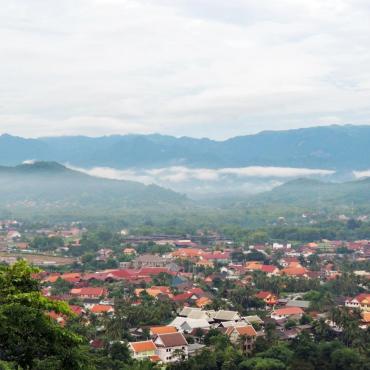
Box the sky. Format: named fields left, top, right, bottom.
left=1, top=0, right=370, bottom=139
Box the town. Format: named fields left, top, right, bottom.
left=1, top=218, right=369, bottom=369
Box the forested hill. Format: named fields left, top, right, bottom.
left=251, top=177, right=370, bottom=208
left=0, top=162, right=186, bottom=213
left=1, top=125, right=370, bottom=170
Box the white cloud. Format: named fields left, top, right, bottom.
left=67, top=164, right=334, bottom=196
left=353, top=170, right=370, bottom=179
left=1, top=1, right=370, bottom=138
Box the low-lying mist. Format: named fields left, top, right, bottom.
left=67, top=165, right=336, bottom=198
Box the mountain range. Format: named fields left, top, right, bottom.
left=1, top=125, right=370, bottom=171
left=0, top=161, right=369, bottom=221
left=0, top=162, right=186, bottom=217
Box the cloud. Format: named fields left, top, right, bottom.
left=22, top=159, right=36, bottom=165
left=1, top=1, right=370, bottom=138
left=67, top=164, right=335, bottom=196
left=219, top=166, right=334, bottom=178
left=353, top=170, right=370, bottom=178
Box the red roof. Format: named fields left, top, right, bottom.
left=69, top=305, right=85, bottom=315
left=91, top=304, right=114, bottom=314
left=355, top=293, right=370, bottom=303
left=256, top=291, right=273, bottom=299
left=273, top=307, right=304, bottom=316
left=70, top=287, right=107, bottom=297
left=202, top=252, right=230, bottom=260
left=138, top=267, right=174, bottom=276
left=281, top=267, right=307, bottom=276
left=260, top=265, right=278, bottom=273
left=235, top=326, right=257, bottom=336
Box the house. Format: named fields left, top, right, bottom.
left=245, top=315, right=264, bottom=326
left=286, top=300, right=310, bottom=309
left=196, top=296, right=212, bottom=308
left=245, top=261, right=263, bottom=271
left=135, top=286, right=172, bottom=299
left=70, top=287, right=107, bottom=300
left=172, top=291, right=199, bottom=304
left=260, top=265, right=280, bottom=276
left=123, top=248, right=137, bottom=255
left=7, top=231, right=21, bottom=240
left=129, top=340, right=157, bottom=360
left=196, top=260, right=214, bottom=268
left=281, top=267, right=308, bottom=278
left=213, top=310, right=241, bottom=322
left=154, top=332, right=188, bottom=363
left=255, top=291, right=278, bottom=306
left=170, top=317, right=210, bottom=333
left=172, top=248, right=203, bottom=259
left=90, top=304, right=114, bottom=315
left=132, top=254, right=168, bottom=268
left=271, top=307, right=304, bottom=320
left=226, top=325, right=257, bottom=353
left=178, top=307, right=215, bottom=322
left=15, top=242, right=29, bottom=250
left=345, top=294, right=370, bottom=311
left=279, top=257, right=300, bottom=268
left=150, top=326, right=178, bottom=336
left=201, top=251, right=230, bottom=263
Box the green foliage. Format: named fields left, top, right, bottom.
left=0, top=260, right=90, bottom=370
left=30, top=236, right=64, bottom=252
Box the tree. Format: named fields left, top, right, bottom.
left=0, top=260, right=91, bottom=369
left=50, top=277, right=73, bottom=296
left=108, top=342, right=130, bottom=363
left=330, top=348, right=363, bottom=370
left=238, top=357, right=286, bottom=370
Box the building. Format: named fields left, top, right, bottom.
left=129, top=340, right=157, bottom=360
left=345, top=294, right=370, bottom=311
left=226, top=325, right=257, bottom=353
left=132, top=254, right=168, bottom=268
left=154, top=332, right=188, bottom=363
left=70, top=287, right=107, bottom=300
left=255, top=291, right=278, bottom=306
left=150, top=326, right=178, bottom=336
left=271, top=307, right=304, bottom=320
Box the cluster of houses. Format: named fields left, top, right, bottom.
left=128, top=308, right=260, bottom=363
left=2, top=220, right=369, bottom=365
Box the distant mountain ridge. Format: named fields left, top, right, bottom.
left=1, top=125, right=370, bottom=170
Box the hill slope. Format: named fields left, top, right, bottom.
left=0, top=162, right=186, bottom=215
left=1, top=125, right=370, bottom=170
left=251, top=177, right=370, bottom=208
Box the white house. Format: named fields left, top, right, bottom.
left=154, top=333, right=188, bottom=363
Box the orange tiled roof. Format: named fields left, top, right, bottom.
left=245, top=261, right=263, bottom=270
left=91, top=305, right=114, bottom=313
left=196, top=296, right=212, bottom=308
left=273, top=307, right=304, bottom=316
left=281, top=267, right=307, bottom=276
left=130, top=340, right=156, bottom=353
left=150, top=326, right=177, bottom=335
left=236, top=326, right=257, bottom=336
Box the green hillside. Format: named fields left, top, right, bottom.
left=0, top=162, right=187, bottom=216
